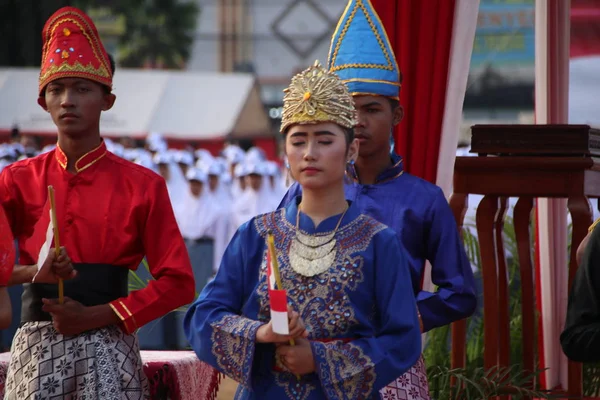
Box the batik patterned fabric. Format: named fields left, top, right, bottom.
left=380, top=356, right=430, bottom=400
left=4, top=322, right=149, bottom=400
left=184, top=198, right=422, bottom=399
left=0, top=353, right=8, bottom=399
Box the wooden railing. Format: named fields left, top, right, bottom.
left=448, top=155, right=600, bottom=398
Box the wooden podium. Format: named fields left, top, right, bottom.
left=449, top=125, right=600, bottom=397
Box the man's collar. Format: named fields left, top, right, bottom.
left=55, top=140, right=107, bottom=173
left=351, top=151, right=404, bottom=184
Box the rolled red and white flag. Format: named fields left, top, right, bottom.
left=267, top=249, right=289, bottom=335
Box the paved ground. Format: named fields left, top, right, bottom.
left=216, top=377, right=238, bottom=399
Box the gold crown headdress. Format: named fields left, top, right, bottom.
left=280, top=60, right=357, bottom=133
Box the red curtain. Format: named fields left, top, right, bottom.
left=370, top=0, right=456, bottom=184
left=571, top=0, right=600, bottom=58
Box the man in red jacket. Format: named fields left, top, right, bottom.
left=1, top=7, right=194, bottom=398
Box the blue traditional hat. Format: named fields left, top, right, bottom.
left=327, top=0, right=401, bottom=99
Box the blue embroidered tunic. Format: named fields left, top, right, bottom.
left=184, top=198, right=421, bottom=399
left=280, top=154, right=477, bottom=332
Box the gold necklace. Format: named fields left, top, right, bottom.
left=288, top=204, right=348, bottom=277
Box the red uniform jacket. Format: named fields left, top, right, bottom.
left=0, top=141, right=195, bottom=333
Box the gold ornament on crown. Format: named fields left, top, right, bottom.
left=280, top=60, right=358, bottom=133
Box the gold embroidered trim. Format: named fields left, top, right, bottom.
left=350, top=157, right=403, bottom=183
left=75, top=141, right=107, bottom=172
left=383, top=169, right=404, bottom=183
left=281, top=61, right=357, bottom=133
left=326, top=0, right=353, bottom=67
left=77, top=153, right=106, bottom=173
left=56, top=158, right=67, bottom=169
left=329, top=0, right=397, bottom=74
left=40, top=12, right=112, bottom=90
left=315, top=340, right=376, bottom=398
left=109, top=303, right=125, bottom=321
left=39, top=61, right=110, bottom=89
left=349, top=91, right=399, bottom=101
left=367, top=0, right=400, bottom=74
left=119, top=300, right=138, bottom=330
left=55, top=145, right=67, bottom=170
left=343, top=78, right=401, bottom=87
left=589, top=217, right=600, bottom=233
left=210, top=315, right=262, bottom=387
left=119, top=300, right=132, bottom=317
left=42, top=13, right=111, bottom=77
left=55, top=141, right=107, bottom=172
left=109, top=302, right=136, bottom=332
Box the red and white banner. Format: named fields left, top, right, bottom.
left=266, top=250, right=289, bottom=335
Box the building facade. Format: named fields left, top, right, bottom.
left=187, top=0, right=347, bottom=131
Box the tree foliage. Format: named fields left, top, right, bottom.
left=0, top=0, right=198, bottom=69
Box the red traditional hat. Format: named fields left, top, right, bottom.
left=39, top=7, right=112, bottom=95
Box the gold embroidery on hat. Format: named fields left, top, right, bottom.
left=39, top=61, right=110, bottom=86
left=40, top=11, right=112, bottom=90
left=328, top=0, right=398, bottom=76
left=281, top=60, right=357, bottom=133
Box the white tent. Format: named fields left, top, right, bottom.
left=0, top=68, right=272, bottom=140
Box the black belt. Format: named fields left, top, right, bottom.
left=21, top=263, right=129, bottom=324
left=184, top=237, right=213, bottom=245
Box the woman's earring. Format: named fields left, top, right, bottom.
left=344, top=159, right=356, bottom=184
left=285, top=159, right=295, bottom=187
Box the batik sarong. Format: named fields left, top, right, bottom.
left=4, top=321, right=149, bottom=399
left=379, top=355, right=431, bottom=400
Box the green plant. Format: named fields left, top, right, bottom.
left=584, top=362, right=600, bottom=397
left=128, top=258, right=151, bottom=292
left=424, top=214, right=540, bottom=398
left=428, top=365, right=557, bottom=399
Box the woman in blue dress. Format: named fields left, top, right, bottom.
left=184, top=61, right=421, bottom=400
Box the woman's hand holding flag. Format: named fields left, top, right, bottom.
left=256, top=232, right=308, bottom=343
left=255, top=304, right=308, bottom=344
